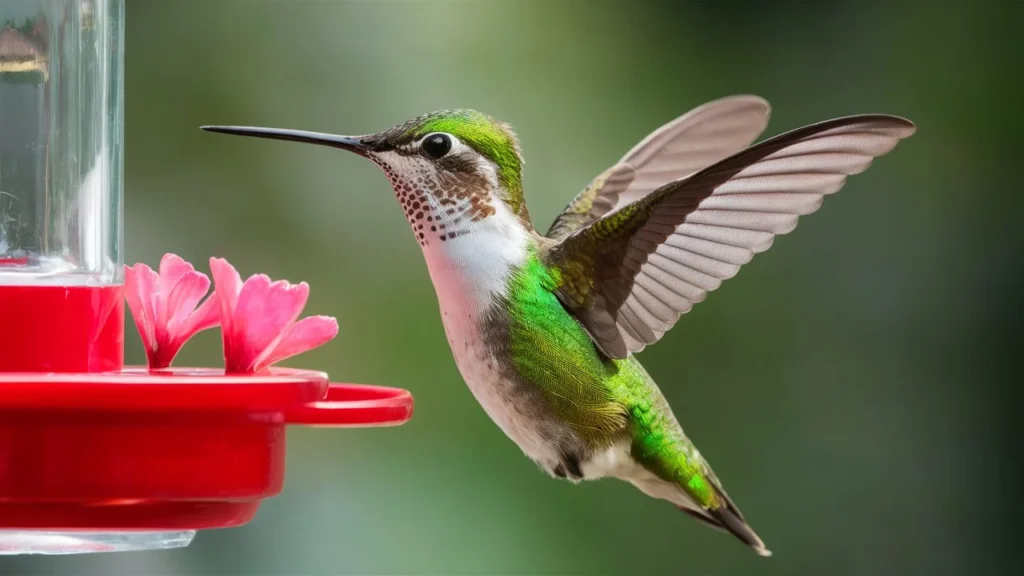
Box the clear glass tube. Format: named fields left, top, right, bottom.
left=0, top=0, right=123, bottom=286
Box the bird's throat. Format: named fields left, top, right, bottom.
left=419, top=203, right=532, bottom=317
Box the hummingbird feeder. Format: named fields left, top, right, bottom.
left=0, top=0, right=413, bottom=555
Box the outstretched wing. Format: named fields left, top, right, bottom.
left=546, top=95, right=772, bottom=240
left=543, top=115, right=917, bottom=359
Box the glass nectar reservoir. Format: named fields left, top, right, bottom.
left=0, top=0, right=124, bottom=373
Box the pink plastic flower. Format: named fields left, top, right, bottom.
left=125, top=254, right=222, bottom=369
left=209, top=257, right=339, bottom=374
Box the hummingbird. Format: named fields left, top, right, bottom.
left=203, top=95, right=915, bottom=557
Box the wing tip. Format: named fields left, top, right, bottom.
left=896, top=116, right=917, bottom=137
left=875, top=114, right=917, bottom=139
left=711, top=94, right=771, bottom=113
left=710, top=94, right=773, bottom=127
left=848, top=113, right=917, bottom=137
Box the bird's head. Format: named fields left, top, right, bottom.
left=204, top=109, right=530, bottom=247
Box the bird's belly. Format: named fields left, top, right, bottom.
left=422, top=232, right=576, bottom=470
left=440, top=310, right=563, bottom=467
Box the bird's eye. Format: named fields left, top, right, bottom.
left=421, top=133, right=452, bottom=159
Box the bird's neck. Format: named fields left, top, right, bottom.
left=420, top=201, right=534, bottom=317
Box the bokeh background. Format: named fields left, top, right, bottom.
left=3, top=0, right=1022, bottom=574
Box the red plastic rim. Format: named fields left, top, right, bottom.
left=0, top=367, right=414, bottom=530
left=283, top=383, right=413, bottom=427
left=0, top=367, right=328, bottom=411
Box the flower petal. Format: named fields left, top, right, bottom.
left=209, top=257, right=242, bottom=317
left=165, top=271, right=212, bottom=335
left=210, top=257, right=244, bottom=365
left=157, top=254, right=196, bottom=327
left=224, top=273, right=269, bottom=371
left=124, top=263, right=159, bottom=354
left=182, top=294, right=222, bottom=337
left=159, top=253, right=194, bottom=288
left=208, top=258, right=337, bottom=374
left=156, top=293, right=222, bottom=369
left=254, top=315, right=339, bottom=371
left=230, top=276, right=309, bottom=372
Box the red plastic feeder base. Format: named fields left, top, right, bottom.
left=0, top=368, right=413, bottom=554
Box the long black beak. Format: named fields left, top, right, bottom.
left=201, top=126, right=371, bottom=156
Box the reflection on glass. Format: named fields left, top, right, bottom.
left=0, top=0, right=122, bottom=286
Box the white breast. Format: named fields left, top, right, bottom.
left=419, top=205, right=561, bottom=465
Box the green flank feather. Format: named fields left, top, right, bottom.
left=502, top=251, right=721, bottom=509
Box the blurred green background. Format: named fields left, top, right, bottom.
left=3, top=0, right=1022, bottom=574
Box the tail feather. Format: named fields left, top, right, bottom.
left=705, top=503, right=772, bottom=557
left=674, top=501, right=771, bottom=557
left=627, top=469, right=771, bottom=557
left=675, top=505, right=729, bottom=533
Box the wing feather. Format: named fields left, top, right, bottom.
left=546, top=95, right=772, bottom=239
left=543, top=114, right=916, bottom=358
